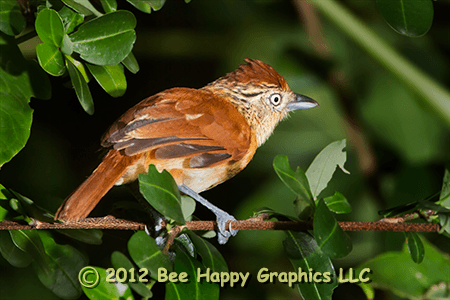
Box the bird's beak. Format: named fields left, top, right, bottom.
left=286, top=94, right=319, bottom=111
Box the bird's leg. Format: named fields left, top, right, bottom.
left=178, top=184, right=238, bottom=244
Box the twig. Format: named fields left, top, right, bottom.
left=0, top=215, right=440, bottom=232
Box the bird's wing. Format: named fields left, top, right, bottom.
left=101, top=88, right=252, bottom=168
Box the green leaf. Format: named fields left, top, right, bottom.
left=306, top=139, right=349, bottom=199
left=56, top=229, right=103, bottom=245
left=58, top=6, right=84, bottom=34
left=35, top=8, right=65, bottom=47
left=0, top=230, right=32, bottom=268
left=185, top=0, right=192, bottom=3
left=376, top=0, right=433, bottom=37
left=0, top=0, right=26, bottom=36
left=323, top=192, right=352, bottom=214
left=405, top=232, right=425, bottom=264
left=126, top=0, right=166, bottom=13
left=36, top=43, right=66, bottom=76
left=181, top=195, right=196, bottom=221
left=86, top=63, right=127, bottom=97
left=65, top=54, right=89, bottom=82
left=355, top=238, right=450, bottom=299
left=165, top=245, right=219, bottom=300
left=283, top=231, right=337, bottom=299
left=0, top=33, right=50, bottom=166
left=61, top=34, right=73, bottom=55
left=0, top=184, right=19, bottom=215
left=147, top=0, right=166, bottom=11
left=273, top=155, right=314, bottom=203
left=37, top=231, right=87, bottom=299
left=111, top=251, right=153, bottom=298
left=126, top=0, right=152, bottom=14
left=69, top=10, right=136, bottom=65
left=9, top=189, right=54, bottom=222
left=100, top=0, right=117, bottom=13
left=437, top=167, right=450, bottom=208
left=128, top=231, right=172, bottom=280
left=81, top=267, right=134, bottom=300
left=9, top=230, right=53, bottom=287
left=139, top=165, right=184, bottom=224
left=293, top=197, right=315, bottom=221
left=439, top=213, right=450, bottom=236
left=65, top=57, right=94, bottom=115
left=187, top=231, right=228, bottom=273
left=61, top=0, right=101, bottom=16
left=122, top=52, right=140, bottom=74
left=313, top=199, right=352, bottom=259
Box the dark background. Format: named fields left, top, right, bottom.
left=1, top=0, right=449, bottom=299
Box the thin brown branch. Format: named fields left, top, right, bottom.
left=0, top=215, right=440, bottom=233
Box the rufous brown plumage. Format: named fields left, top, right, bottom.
left=55, top=58, right=318, bottom=221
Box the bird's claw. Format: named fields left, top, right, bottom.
left=217, top=214, right=238, bottom=245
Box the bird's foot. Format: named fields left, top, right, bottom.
left=216, top=212, right=238, bottom=245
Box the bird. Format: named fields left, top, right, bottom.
left=55, top=58, right=318, bottom=243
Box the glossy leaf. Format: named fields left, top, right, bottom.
left=0, top=230, right=32, bottom=268
left=293, top=197, right=315, bottom=220
left=283, top=231, right=337, bottom=300
left=405, top=232, right=425, bottom=264
left=37, top=231, right=87, bottom=299
left=139, top=165, right=184, bottom=224
left=69, top=10, right=136, bottom=65
left=165, top=245, right=219, bottom=300
left=273, top=155, right=314, bottom=203
left=323, top=192, right=352, bottom=214
left=58, top=6, right=84, bottom=34
left=100, top=0, right=117, bottom=13
left=61, top=34, right=73, bottom=55
left=82, top=267, right=134, bottom=300
left=56, top=229, right=103, bottom=245
left=9, top=230, right=53, bottom=286
left=65, top=57, right=94, bottom=115
left=355, top=238, right=450, bottom=299
left=306, top=139, right=349, bottom=199
left=437, top=167, right=450, bottom=208
left=0, top=184, right=18, bottom=215
left=35, top=8, right=65, bottom=47
left=61, top=0, right=97, bottom=16
left=9, top=189, right=54, bottom=222
left=0, top=0, right=26, bottom=36
left=122, top=52, right=140, bottom=74
left=36, top=43, right=65, bottom=76
left=187, top=231, right=228, bottom=273
left=111, top=251, right=153, bottom=298
left=126, top=0, right=152, bottom=13
left=313, top=199, right=352, bottom=259
left=147, top=0, right=166, bottom=11
left=65, top=55, right=89, bottom=82
left=376, top=0, right=433, bottom=37
left=128, top=231, right=172, bottom=280
left=86, top=63, right=127, bottom=97
left=0, top=33, right=50, bottom=166
left=181, top=195, right=196, bottom=221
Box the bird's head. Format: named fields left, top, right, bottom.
left=203, top=58, right=318, bottom=146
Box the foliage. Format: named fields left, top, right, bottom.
left=0, top=0, right=449, bottom=299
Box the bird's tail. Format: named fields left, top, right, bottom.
left=55, top=150, right=141, bottom=221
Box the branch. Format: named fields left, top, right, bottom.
left=0, top=214, right=440, bottom=233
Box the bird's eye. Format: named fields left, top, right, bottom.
left=269, top=93, right=282, bottom=106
